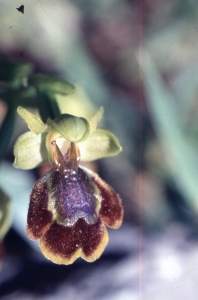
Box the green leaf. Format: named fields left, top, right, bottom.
left=0, top=187, right=11, bottom=241
left=142, top=53, right=198, bottom=212
left=79, top=129, right=122, bottom=161
left=13, top=132, right=48, bottom=169
left=29, top=74, right=75, bottom=95
left=48, top=114, right=90, bottom=143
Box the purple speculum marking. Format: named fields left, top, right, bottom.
left=48, top=167, right=99, bottom=226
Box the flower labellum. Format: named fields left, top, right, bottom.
left=27, top=142, right=123, bottom=264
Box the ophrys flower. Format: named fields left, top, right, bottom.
left=13, top=107, right=123, bottom=264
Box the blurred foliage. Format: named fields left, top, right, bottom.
left=143, top=53, right=198, bottom=216
left=0, top=188, right=11, bottom=241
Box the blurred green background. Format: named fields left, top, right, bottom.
left=1, top=0, right=198, bottom=299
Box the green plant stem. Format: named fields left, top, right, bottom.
left=37, top=90, right=61, bottom=123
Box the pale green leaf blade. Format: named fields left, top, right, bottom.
left=13, top=131, right=48, bottom=169
left=79, top=129, right=122, bottom=161
left=142, top=53, right=198, bottom=212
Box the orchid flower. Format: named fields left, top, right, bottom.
left=13, top=107, right=123, bottom=264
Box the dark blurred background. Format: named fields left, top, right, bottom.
left=1, top=0, right=198, bottom=299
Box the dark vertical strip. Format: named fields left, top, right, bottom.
left=0, top=107, right=15, bottom=161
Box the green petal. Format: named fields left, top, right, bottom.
left=48, top=114, right=90, bottom=143
left=17, top=106, right=48, bottom=134
left=89, top=107, right=104, bottom=132
left=29, top=74, right=75, bottom=95
left=79, top=129, right=122, bottom=161
left=0, top=188, right=11, bottom=241
left=13, top=132, right=48, bottom=169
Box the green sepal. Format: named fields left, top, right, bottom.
left=29, top=74, right=75, bottom=95
left=48, top=114, right=90, bottom=142
left=79, top=129, right=122, bottom=161
left=17, top=106, right=48, bottom=134
left=13, top=132, right=48, bottom=169
left=0, top=188, right=11, bottom=241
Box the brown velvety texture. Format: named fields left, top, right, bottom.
left=26, top=174, right=53, bottom=240
left=91, top=172, right=123, bottom=228
left=40, top=217, right=108, bottom=264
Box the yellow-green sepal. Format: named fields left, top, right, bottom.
left=17, top=106, right=48, bottom=134
left=48, top=114, right=90, bottom=143
left=0, top=188, right=11, bottom=241
left=79, top=129, right=122, bottom=161
left=13, top=132, right=48, bottom=169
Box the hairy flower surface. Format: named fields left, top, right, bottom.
left=27, top=142, right=123, bottom=264
left=13, top=106, right=123, bottom=264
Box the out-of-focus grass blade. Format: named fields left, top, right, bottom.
left=0, top=187, right=11, bottom=241
left=0, top=161, right=40, bottom=252
left=0, top=107, right=16, bottom=160
left=170, top=54, right=198, bottom=121
left=142, top=53, right=198, bottom=212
